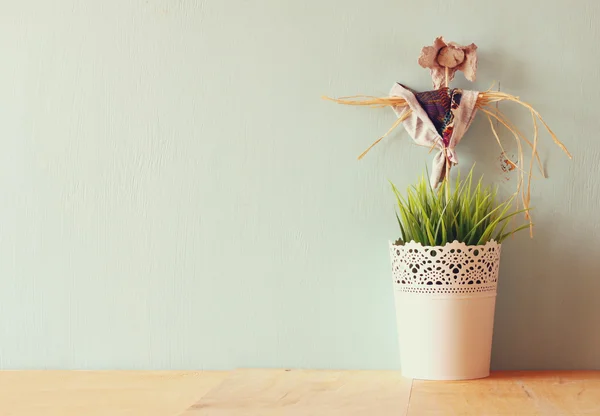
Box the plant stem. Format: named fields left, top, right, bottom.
left=444, top=150, right=451, bottom=204
left=444, top=67, right=450, bottom=203
left=445, top=67, right=449, bottom=88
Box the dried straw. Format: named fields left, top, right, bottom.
left=322, top=95, right=407, bottom=108
left=322, top=89, right=571, bottom=236
left=357, top=112, right=411, bottom=160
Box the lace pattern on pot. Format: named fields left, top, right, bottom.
left=390, top=240, right=501, bottom=295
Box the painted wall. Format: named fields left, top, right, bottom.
left=0, top=0, right=598, bottom=370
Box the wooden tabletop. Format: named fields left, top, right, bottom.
left=0, top=370, right=598, bottom=415
left=0, top=370, right=228, bottom=416
left=407, top=371, right=600, bottom=416
left=184, top=369, right=412, bottom=416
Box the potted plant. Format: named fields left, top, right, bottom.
left=323, top=36, right=571, bottom=380
left=389, top=168, right=528, bottom=380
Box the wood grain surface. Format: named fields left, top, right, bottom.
left=407, top=371, right=600, bottom=416
left=182, top=369, right=412, bottom=416
left=1, top=370, right=599, bottom=415
left=0, top=371, right=227, bottom=416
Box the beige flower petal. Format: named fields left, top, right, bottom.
left=417, top=36, right=446, bottom=69
left=456, top=43, right=478, bottom=82
left=418, top=37, right=478, bottom=88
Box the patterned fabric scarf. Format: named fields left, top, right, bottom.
left=389, top=84, right=479, bottom=188
left=414, top=88, right=463, bottom=147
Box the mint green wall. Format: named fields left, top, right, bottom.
left=0, top=1, right=597, bottom=370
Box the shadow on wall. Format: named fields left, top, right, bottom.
left=466, top=47, right=600, bottom=371
left=492, top=217, right=600, bottom=370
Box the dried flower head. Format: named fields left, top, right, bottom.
left=418, top=36, right=478, bottom=89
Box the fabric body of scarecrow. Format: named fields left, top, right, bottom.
left=390, top=83, right=479, bottom=189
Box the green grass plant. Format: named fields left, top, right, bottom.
left=390, top=166, right=529, bottom=246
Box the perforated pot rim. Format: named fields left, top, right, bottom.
left=390, top=239, right=502, bottom=297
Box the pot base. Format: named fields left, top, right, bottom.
left=395, top=292, right=498, bottom=381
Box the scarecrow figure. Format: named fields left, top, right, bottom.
left=325, top=36, right=571, bottom=233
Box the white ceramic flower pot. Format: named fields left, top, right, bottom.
left=390, top=240, right=502, bottom=380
